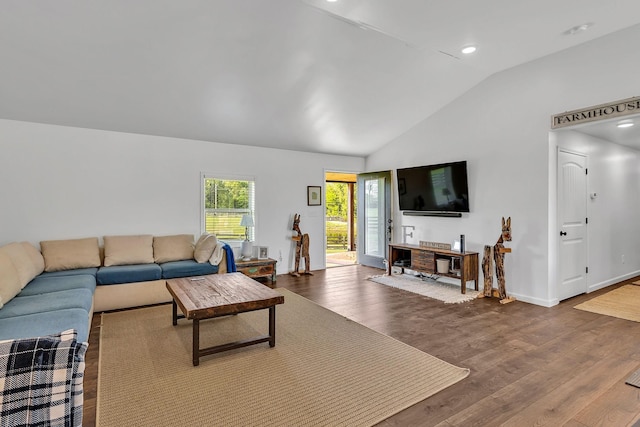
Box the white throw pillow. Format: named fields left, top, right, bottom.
left=194, top=233, right=218, bottom=263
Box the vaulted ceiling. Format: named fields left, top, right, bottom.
left=2, top=1, right=640, bottom=156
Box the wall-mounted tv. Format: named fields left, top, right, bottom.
left=396, top=161, right=469, bottom=213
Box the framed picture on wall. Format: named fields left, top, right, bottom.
left=307, top=186, right=321, bottom=206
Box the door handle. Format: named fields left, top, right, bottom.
left=560, top=231, right=567, bottom=236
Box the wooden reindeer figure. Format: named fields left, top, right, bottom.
left=482, top=217, right=515, bottom=303
left=291, top=213, right=312, bottom=277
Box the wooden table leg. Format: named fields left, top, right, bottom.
left=172, top=300, right=178, bottom=326
left=460, top=256, right=466, bottom=294
left=193, top=319, right=200, bottom=366
left=269, top=306, right=276, bottom=347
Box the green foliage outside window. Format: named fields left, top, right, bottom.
left=204, top=178, right=254, bottom=240
left=204, top=179, right=250, bottom=209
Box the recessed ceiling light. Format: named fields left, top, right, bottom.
left=326, top=0, right=338, bottom=2
left=565, top=22, right=594, bottom=35
left=461, top=45, right=477, bottom=54
left=617, top=119, right=634, bottom=128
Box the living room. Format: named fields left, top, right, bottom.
left=3, top=16, right=640, bottom=307
left=2, top=2, right=640, bottom=426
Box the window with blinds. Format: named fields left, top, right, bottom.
left=202, top=175, right=255, bottom=241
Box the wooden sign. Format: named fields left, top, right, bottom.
left=552, top=96, right=640, bottom=129
left=419, top=241, right=451, bottom=250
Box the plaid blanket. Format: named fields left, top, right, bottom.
left=0, top=330, right=87, bottom=427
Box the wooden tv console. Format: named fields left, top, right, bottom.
left=388, top=243, right=479, bottom=294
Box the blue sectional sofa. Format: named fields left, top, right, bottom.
left=0, top=241, right=93, bottom=342
left=0, top=233, right=236, bottom=341
left=0, top=233, right=235, bottom=426
left=91, top=234, right=235, bottom=312
left=0, top=270, right=96, bottom=342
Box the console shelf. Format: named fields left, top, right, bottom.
left=388, top=243, right=479, bottom=294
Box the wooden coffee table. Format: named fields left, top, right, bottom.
left=166, top=272, right=284, bottom=366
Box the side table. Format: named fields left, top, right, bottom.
left=235, top=257, right=277, bottom=285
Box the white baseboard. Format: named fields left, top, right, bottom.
left=508, top=292, right=558, bottom=307
left=588, top=270, right=640, bottom=293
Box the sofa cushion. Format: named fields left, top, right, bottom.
left=0, top=289, right=94, bottom=320
left=103, top=235, right=154, bottom=267
left=0, top=329, right=87, bottom=427
left=2, top=242, right=37, bottom=289
left=153, top=234, right=194, bottom=263
left=194, top=233, right=218, bottom=263
left=38, top=267, right=98, bottom=279
left=0, top=308, right=90, bottom=342
left=97, top=263, right=162, bottom=285
left=21, top=242, right=45, bottom=279
left=40, top=237, right=101, bottom=272
left=160, top=259, right=219, bottom=279
left=19, top=275, right=97, bottom=297
left=0, top=250, right=22, bottom=309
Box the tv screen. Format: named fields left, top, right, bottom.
left=396, top=161, right=469, bottom=213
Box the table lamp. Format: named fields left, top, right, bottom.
left=240, top=214, right=254, bottom=260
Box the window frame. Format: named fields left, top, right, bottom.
left=201, top=172, right=256, bottom=242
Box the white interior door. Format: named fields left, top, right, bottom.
left=357, top=171, right=391, bottom=269
left=558, top=150, right=588, bottom=301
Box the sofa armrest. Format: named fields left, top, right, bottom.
left=218, top=251, right=228, bottom=274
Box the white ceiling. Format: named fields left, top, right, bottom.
left=2, top=0, right=640, bottom=156
left=573, top=114, right=640, bottom=150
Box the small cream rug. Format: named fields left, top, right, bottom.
left=97, top=289, right=469, bottom=426
left=574, top=285, right=640, bottom=322
left=369, top=274, right=480, bottom=303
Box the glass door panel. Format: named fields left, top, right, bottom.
left=357, top=171, right=391, bottom=269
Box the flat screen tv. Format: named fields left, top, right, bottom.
left=396, top=161, right=469, bottom=213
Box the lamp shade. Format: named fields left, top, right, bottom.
left=240, top=215, right=254, bottom=227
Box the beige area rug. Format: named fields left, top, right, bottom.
left=574, top=285, right=640, bottom=322
left=369, top=274, right=480, bottom=303
left=96, top=289, right=469, bottom=427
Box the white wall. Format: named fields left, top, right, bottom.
left=553, top=129, right=640, bottom=294
left=0, top=119, right=364, bottom=274
left=366, top=24, right=640, bottom=306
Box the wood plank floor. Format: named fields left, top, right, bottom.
left=82, top=266, right=640, bottom=426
